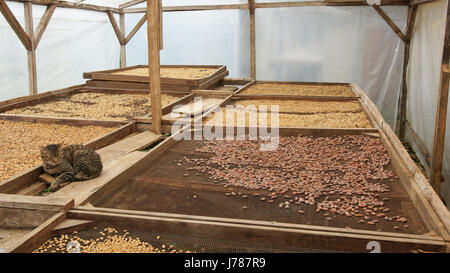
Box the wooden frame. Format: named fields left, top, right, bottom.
left=83, top=65, right=228, bottom=87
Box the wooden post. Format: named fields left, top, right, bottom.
left=24, top=2, right=37, bottom=95
left=147, top=0, right=162, bottom=134
left=430, top=2, right=450, bottom=197
left=399, top=5, right=418, bottom=139
left=249, top=0, right=255, bottom=79
left=120, top=13, right=127, bottom=67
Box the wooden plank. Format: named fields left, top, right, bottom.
left=37, top=174, right=55, bottom=185
left=71, top=205, right=444, bottom=243
left=67, top=209, right=446, bottom=253
left=0, top=193, right=74, bottom=211
left=124, top=13, right=146, bottom=44
left=430, top=1, right=450, bottom=198
left=222, top=78, right=253, bottom=86
left=372, top=5, right=407, bottom=43
left=34, top=4, right=56, bottom=48
left=0, top=0, right=31, bottom=50
left=107, top=10, right=125, bottom=45
left=0, top=207, right=56, bottom=228
left=85, top=79, right=193, bottom=92
left=51, top=219, right=93, bottom=237
left=24, top=2, right=37, bottom=95
left=15, top=182, right=47, bottom=196
left=119, top=13, right=126, bottom=67
left=97, top=130, right=163, bottom=162
left=5, top=211, right=66, bottom=253
left=0, top=84, right=83, bottom=109
left=147, top=0, right=162, bottom=134
left=159, top=0, right=163, bottom=50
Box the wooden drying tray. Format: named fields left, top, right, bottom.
left=234, top=80, right=359, bottom=100
left=198, top=92, right=377, bottom=129
left=83, top=65, right=229, bottom=92
left=64, top=127, right=449, bottom=253
left=0, top=114, right=136, bottom=196
left=0, top=86, right=189, bottom=123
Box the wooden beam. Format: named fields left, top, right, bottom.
left=119, top=13, right=126, bottom=67
left=124, top=13, right=146, bottom=44
left=34, top=4, right=56, bottom=48
left=0, top=0, right=32, bottom=50
left=119, top=0, right=145, bottom=9
left=24, top=2, right=37, bottom=95
left=123, top=1, right=409, bottom=13
left=411, top=0, right=439, bottom=5
left=8, top=0, right=121, bottom=13
left=147, top=0, right=162, bottom=134
left=158, top=0, right=162, bottom=50
left=249, top=0, right=256, bottom=79
left=399, top=5, right=418, bottom=139
left=107, top=10, right=125, bottom=45
left=430, top=0, right=450, bottom=196
left=372, top=5, right=407, bottom=43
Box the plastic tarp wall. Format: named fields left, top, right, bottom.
left=406, top=0, right=450, bottom=206
left=0, top=1, right=119, bottom=101
left=126, top=4, right=406, bottom=128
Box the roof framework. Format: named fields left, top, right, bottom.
left=0, top=0, right=448, bottom=196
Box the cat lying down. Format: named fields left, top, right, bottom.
left=40, top=144, right=103, bottom=191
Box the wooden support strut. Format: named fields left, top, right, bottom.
left=147, top=0, right=162, bottom=134
left=249, top=0, right=256, bottom=79
left=399, top=5, right=418, bottom=140
left=0, top=0, right=32, bottom=50
left=120, top=13, right=126, bottom=67
left=372, top=5, right=407, bottom=43
left=34, top=4, right=56, bottom=48
left=430, top=1, right=450, bottom=197
left=106, top=10, right=125, bottom=45
left=24, top=2, right=37, bottom=95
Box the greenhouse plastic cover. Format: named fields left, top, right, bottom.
left=0, top=1, right=448, bottom=204
left=406, top=0, right=450, bottom=206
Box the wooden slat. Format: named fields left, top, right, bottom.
left=430, top=1, right=450, bottom=197
left=106, top=10, right=125, bottom=45
left=147, top=0, right=162, bottom=134
left=124, top=13, right=146, bottom=44
left=51, top=219, right=93, bottom=236
left=372, top=5, right=407, bottom=43
left=0, top=193, right=74, bottom=211
left=34, top=4, right=56, bottom=47
left=0, top=0, right=31, bottom=50
left=24, top=2, right=37, bottom=95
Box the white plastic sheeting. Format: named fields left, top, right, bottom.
left=0, top=2, right=120, bottom=101
left=406, top=0, right=450, bottom=206
left=126, top=5, right=407, bottom=127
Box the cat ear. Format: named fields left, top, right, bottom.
left=39, top=146, right=45, bottom=153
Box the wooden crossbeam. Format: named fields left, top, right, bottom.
left=123, top=1, right=409, bottom=13
left=372, top=5, right=407, bottom=43
left=106, top=10, right=125, bottom=45
left=34, top=4, right=56, bottom=47
left=124, top=13, right=147, bottom=44
left=0, top=0, right=32, bottom=50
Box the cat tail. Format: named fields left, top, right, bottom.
left=74, top=172, right=101, bottom=181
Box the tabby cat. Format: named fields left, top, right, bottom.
left=40, top=144, right=103, bottom=191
